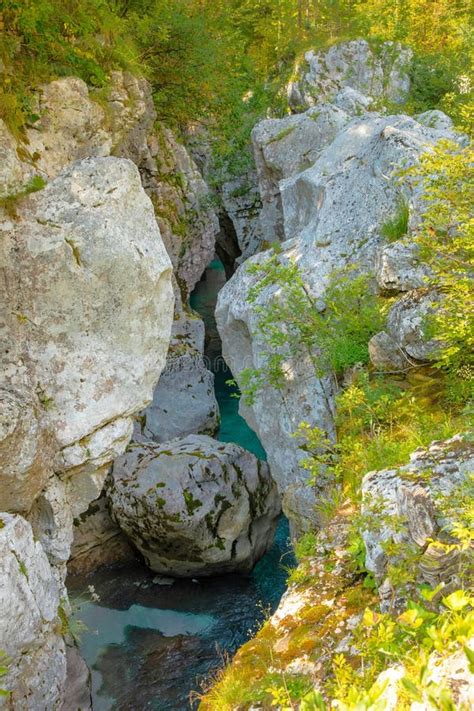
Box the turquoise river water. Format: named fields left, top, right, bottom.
left=69, top=259, right=293, bottom=710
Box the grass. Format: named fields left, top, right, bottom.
left=266, top=125, right=296, bottom=145
left=380, top=200, right=409, bottom=242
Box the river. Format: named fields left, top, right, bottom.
left=68, top=259, right=293, bottom=710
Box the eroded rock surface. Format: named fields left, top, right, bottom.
left=286, top=40, right=412, bottom=112
left=0, top=513, right=66, bottom=708
left=362, top=436, right=474, bottom=609
left=68, top=494, right=137, bottom=576
left=108, top=435, right=281, bottom=577
left=138, top=352, right=219, bottom=443
left=0, top=146, right=174, bottom=703
left=217, top=108, right=459, bottom=532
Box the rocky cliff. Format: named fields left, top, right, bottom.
left=0, top=71, right=221, bottom=706
left=215, top=41, right=464, bottom=534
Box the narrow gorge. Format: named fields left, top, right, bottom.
left=0, top=4, right=473, bottom=710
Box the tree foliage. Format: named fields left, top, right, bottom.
left=1, top=0, right=472, bottom=144
left=405, top=140, right=474, bottom=385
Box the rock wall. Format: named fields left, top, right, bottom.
left=286, top=40, right=412, bottom=112
left=216, top=42, right=462, bottom=533
left=0, top=70, right=224, bottom=705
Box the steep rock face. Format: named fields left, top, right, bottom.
left=0, top=156, right=174, bottom=703
left=286, top=40, right=412, bottom=112
left=146, top=126, right=218, bottom=299
left=0, top=514, right=66, bottom=708
left=0, top=72, right=220, bottom=580
left=217, top=107, right=459, bottom=532
left=362, top=436, right=473, bottom=610
left=252, top=103, right=351, bottom=242
left=108, top=435, right=281, bottom=577
left=1, top=157, right=173, bottom=461
left=0, top=73, right=218, bottom=303
left=68, top=494, right=137, bottom=576
left=218, top=172, right=264, bottom=269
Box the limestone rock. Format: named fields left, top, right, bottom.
left=219, top=171, right=264, bottom=270
left=376, top=241, right=431, bottom=293
left=370, top=289, right=441, bottom=370
left=108, top=435, right=281, bottom=577
left=25, top=77, right=111, bottom=178
left=252, top=104, right=350, bottom=242
left=2, top=74, right=217, bottom=304
left=28, top=477, right=74, bottom=574
left=0, top=386, right=54, bottom=513
left=0, top=120, right=30, bottom=198
left=60, top=643, right=92, bottom=711
left=170, top=302, right=205, bottom=353
left=0, top=513, right=66, bottom=708
left=410, top=641, right=474, bottom=711
left=146, top=126, right=219, bottom=298
left=217, top=109, right=459, bottom=531
left=68, top=494, right=137, bottom=576
left=1, top=156, right=174, bottom=453
left=416, top=109, right=454, bottom=132
left=368, top=331, right=408, bottom=371
left=139, top=352, right=219, bottom=443
left=25, top=72, right=154, bottom=181
left=286, top=40, right=412, bottom=112
left=362, top=436, right=473, bottom=607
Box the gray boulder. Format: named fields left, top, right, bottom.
left=376, top=241, right=431, bottom=293
left=138, top=351, right=219, bottom=443
left=362, top=436, right=473, bottom=609
left=369, top=289, right=441, bottom=370
left=107, top=435, right=281, bottom=577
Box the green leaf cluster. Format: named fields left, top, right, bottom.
left=239, top=254, right=385, bottom=406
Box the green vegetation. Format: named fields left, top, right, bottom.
left=183, top=489, right=203, bottom=516
left=406, top=140, right=474, bottom=386
left=0, top=651, right=9, bottom=698
left=239, top=256, right=385, bottom=406
left=1, top=1, right=472, bottom=166
left=0, top=175, right=46, bottom=217
left=380, top=200, right=409, bottom=242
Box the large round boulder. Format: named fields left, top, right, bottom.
left=107, top=435, right=281, bottom=577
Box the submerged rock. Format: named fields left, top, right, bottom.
left=107, top=435, right=281, bottom=577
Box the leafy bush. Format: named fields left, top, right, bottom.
left=405, top=141, right=474, bottom=383
left=239, top=254, right=385, bottom=405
